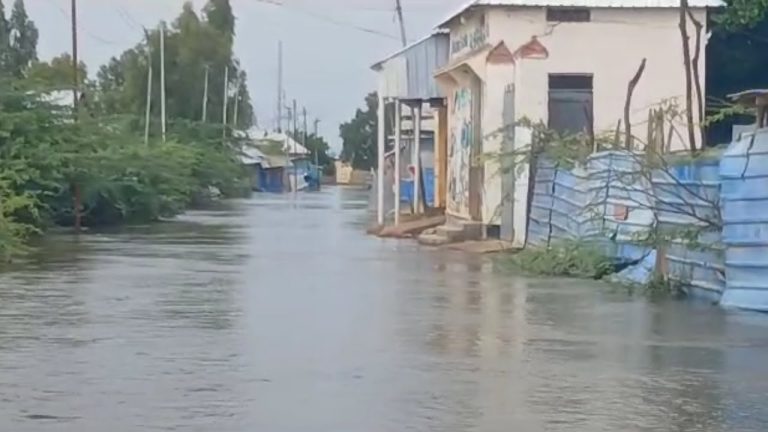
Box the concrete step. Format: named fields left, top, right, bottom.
left=458, top=220, right=484, bottom=241
left=376, top=215, right=446, bottom=239
left=435, top=224, right=465, bottom=242
left=418, top=232, right=451, bottom=247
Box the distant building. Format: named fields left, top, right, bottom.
left=236, top=128, right=310, bottom=157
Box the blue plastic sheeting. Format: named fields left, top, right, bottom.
left=720, top=128, right=768, bottom=311
left=258, top=168, right=285, bottom=193
left=608, top=250, right=657, bottom=286
left=526, top=151, right=655, bottom=262
left=399, top=168, right=435, bottom=207
left=527, top=159, right=557, bottom=246
left=652, top=157, right=725, bottom=300
left=587, top=152, right=656, bottom=246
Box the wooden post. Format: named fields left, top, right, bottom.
left=377, top=96, right=386, bottom=225
left=144, top=28, right=153, bottom=145
left=394, top=100, right=402, bottom=225
left=436, top=104, right=448, bottom=209
left=160, top=23, right=167, bottom=143
left=414, top=103, right=422, bottom=214
left=202, top=65, right=209, bottom=122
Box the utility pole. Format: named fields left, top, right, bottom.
left=394, top=0, right=407, bottom=47
left=302, top=106, right=308, bottom=151
left=313, top=118, right=320, bottom=167
left=232, top=78, right=241, bottom=129
left=222, top=66, right=229, bottom=140
left=292, top=99, right=298, bottom=139
left=278, top=42, right=284, bottom=132
left=160, top=22, right=167, bottom=143
left=314, top=117, right=321, bottom=191
left=143, top=28, right=152, bottom=145
left=70, top=0, right=81, bottom=233
left=71, top=0, right=80, bottom=117
left=302, top=107, right=309, bottom=189
left=292, top=98, right=298, bottom=196
left=202, top=65, right=209, bottom=122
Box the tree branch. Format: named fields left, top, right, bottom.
left=680, top=0, right=697, bottom=151
left=687, top=9, right=705, bottom=146
left=625, top=58, right=647, bottom=150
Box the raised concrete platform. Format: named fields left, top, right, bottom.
left=444, top=240, right=518, bottom=254
left=377, top=215, right=446, bottom=239
left=417, top=220, right=484, bottom=246
left=418, top=232, right=451, bottom=246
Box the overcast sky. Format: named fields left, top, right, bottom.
left=27, top=0, right=466, bottom=150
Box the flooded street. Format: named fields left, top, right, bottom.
left=0, top=187, right=767, bottom=431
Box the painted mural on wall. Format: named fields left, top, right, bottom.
left=448, top=87, right=473, bottom=216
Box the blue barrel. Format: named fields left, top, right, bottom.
left=720, top=128, right=768, bottom=311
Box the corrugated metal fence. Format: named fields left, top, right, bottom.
left=653, top=157, right=725, bottom=300
left=527, top=150, right=724, bottom=292
left=527, top=151, right=655, bottom=262
left=720, top=129, right=768, bottom=311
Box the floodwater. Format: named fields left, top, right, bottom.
left=1, top=187, right=767, bottom=432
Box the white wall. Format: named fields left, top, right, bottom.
left=489, top=7, right=708, bottom=150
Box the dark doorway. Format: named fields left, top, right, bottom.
left=548, top=74, right=594, bottom=136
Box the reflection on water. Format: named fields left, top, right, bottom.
left=0, top=187, right=766, bottom=431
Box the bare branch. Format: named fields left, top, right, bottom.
left=679, top=0, right=697, bottom=151
left=687, top=8, right=705, bottom=146
left=625, top=58, right=647, bottom=150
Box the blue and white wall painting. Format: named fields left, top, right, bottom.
left=448, top=87, right=473, bottom=217
left=526, top=135, right=768, bottom=312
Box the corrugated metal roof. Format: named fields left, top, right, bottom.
left=374, top=33, right=450, bottom=100
left=371, top=30, right=448, bottom=70
left=437, top=0, right=723, bottom=27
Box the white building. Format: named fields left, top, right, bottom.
left=433, top=0, right=720, bottom=246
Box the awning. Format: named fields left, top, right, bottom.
left=433, top=43, right=492, bottom=84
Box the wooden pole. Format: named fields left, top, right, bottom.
left=394, top=100, right=402, bottom=225
left=232, top=77, right=241, bottom=129
left=160, top=23, right=167, bottom=143
left=394, top=0, right=407, bottom=47
left=202, top=65, right=209, bottom=122
left=71, top=0, right=81, bottom=233
left=144, top=28, right=152, bottom=145
left=71, top=0, right=79, bottom=117
left=222, top=66, right=229, bottom=140
left=314, top=118, right=321, bottom=191
left=414, top=103, right=422, bottom=213
left=377, top=96, right=386, bottom=225
left=276, top=41, right=283, bottom=131
left=292, top=98, right=298, bottom=195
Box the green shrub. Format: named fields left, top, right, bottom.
left=501, top=241, right=615, bottom=279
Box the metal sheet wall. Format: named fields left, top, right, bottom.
left=406, top=34, right=450, bottom=100
left=653, top=157, right=724, bottom=300
left=720, top=128, right=768, bottom=311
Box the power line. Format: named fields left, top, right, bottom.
left=42, top=0, right=126, bottom=46
left=248, top=0, right=400, bottom=40
left=114, top=5, right=143, bottom=32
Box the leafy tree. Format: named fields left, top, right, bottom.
left=707, top=1, right=768, bottom=144
left=0, top=0, right=10, bottom=74
left=94, top=0, right=252, bottom=131
left=203, top=0, right=235, bottom=46
left=717, top=0, right=768, bottom=30
left=27, top=53, right=87, bottom=88
left=340, top=92, right=377, bottom=170
left=8, top=0, right=37, bottom=77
